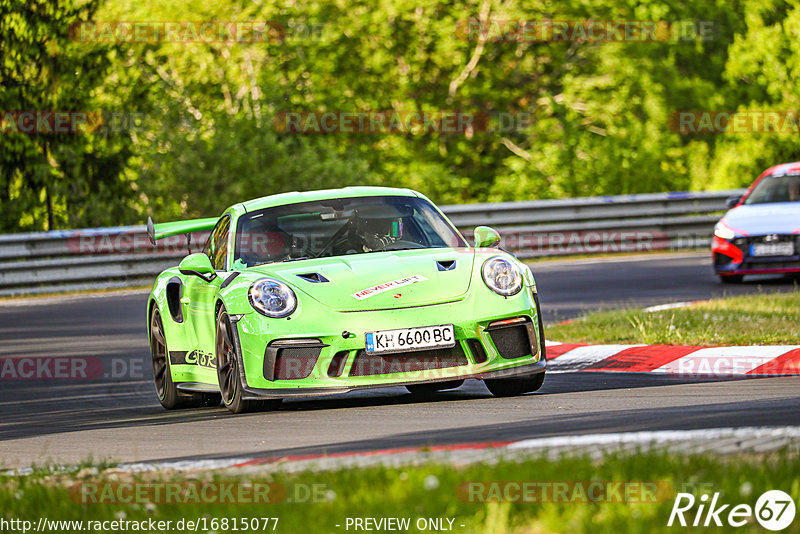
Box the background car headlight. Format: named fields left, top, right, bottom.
left=248, top=278, right=297, bottom=318
left=714, top=221, right=736, bottom=240
left=481, top=256, right=523, bottom=296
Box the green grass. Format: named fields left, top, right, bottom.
left=2, top=451, right=799, bottom=533
left=525, top=250, right=702, bottom=264
left=547, top=289, right=800, bottom=346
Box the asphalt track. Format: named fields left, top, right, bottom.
left=1, top=252, right=798, bottom=469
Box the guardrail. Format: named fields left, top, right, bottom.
left=0, top=189, right=743, bottom=297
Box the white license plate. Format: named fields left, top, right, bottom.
left=750, top=243, right=794, bottom=257
left=365, top=325, right=455, bottom=354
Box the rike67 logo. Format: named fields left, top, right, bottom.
left=668, top=490, right=796, bottom=531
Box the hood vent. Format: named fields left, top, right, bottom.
left=297, top=272, right=329, bottom=283
left=436, top=260, right=456, bottom=271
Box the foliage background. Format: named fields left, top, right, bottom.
left=1, top=0, right=797, bottom=231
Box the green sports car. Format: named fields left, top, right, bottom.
left=146, top=187, right=546, bottom=413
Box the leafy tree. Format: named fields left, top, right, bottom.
left=0, top=0, right=794, bottom=231
left=0, top=0, right=139, bottom=231
left=701, top=0, right=800, bottom=189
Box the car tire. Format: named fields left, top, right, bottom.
left=720, top=274, right=744, bottom=284
left=216, top=305, right=282, bottom=414
left=150, top=307, right=221, bottom=409
left=405, top=380, right=464, bottom=395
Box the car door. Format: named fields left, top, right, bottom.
left=183, top=215, right=230, bottom=363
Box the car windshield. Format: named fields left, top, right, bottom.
left=232, top=195, right=467, bottom=268
left=745, top=174, right=800, bottom=205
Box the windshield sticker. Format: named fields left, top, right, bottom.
left=351, top=275, right=427, bottom=300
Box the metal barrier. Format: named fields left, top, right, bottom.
left=0, top=189, right=743, bottom=296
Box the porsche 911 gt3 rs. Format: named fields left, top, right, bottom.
left=147, top=187, right=546, bottom=413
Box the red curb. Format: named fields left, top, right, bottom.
left=748, top=348, right=800, bottom=375
left=584, top=345, right=704, bottom=372
left=546, top=343, right=589, bottom=359
left=231, top=440, right=515, bottom=468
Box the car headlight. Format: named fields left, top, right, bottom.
left=714, top=221, right=736, bottom=240
left=248, top=278, right=297, bottom=318
left=481, top=256, right=523, bottom=296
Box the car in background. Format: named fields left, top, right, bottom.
left=146, top=187, right=546, bottom=413
left=713, top=162, right=800, bottom=283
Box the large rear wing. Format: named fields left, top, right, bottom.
left=147, top=216, right=218, bottom=246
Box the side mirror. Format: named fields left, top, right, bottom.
left=179, top=253, right=217, bottom=281
left=726, top=195, right=742, bottom=209
left=474, top=226, right=501, bottom=248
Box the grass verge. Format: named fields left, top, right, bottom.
left=547, top=289, right=800, bottom=346
left=2, top=451, right=798, bottom=533
left=524, top=250, right=705, bottom=264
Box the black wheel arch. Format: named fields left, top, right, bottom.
left=215, top=298, right=226, bottom=320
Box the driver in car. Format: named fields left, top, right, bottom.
left=357, top=217, right=401, bottom=252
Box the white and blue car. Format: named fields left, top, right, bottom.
left=713, top=161, right=800, bottom=283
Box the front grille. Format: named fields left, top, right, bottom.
left=737, top=235, right=798, bottom=259
left=349, top=345, right=468, bottom=377
left=742, top=260, right=800, bottom=270
left=488, top=323, right=533, bottom=359
left=267, top=345, right=322, bottom=380
left=747, top=234, right=795, bottom=245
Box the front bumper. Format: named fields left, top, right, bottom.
left=713, top=235, right=800, bottom=276
left=240, top=360, right=546, bottom=400
left=230, top=287, right=545, bottom=398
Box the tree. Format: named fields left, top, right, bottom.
left=0, top=0, right=137, bottom=231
